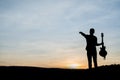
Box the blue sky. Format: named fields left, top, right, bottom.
left=0, top=0, right=120, bottom=68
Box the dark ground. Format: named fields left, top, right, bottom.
left=0, top=64, right=120, bottom=80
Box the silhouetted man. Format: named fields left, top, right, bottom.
left=79, top=28, right=103, bottom=69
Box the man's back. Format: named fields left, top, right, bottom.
left=85, top=35, right=97, bottom=50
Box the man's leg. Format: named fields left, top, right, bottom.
left=93, top=53, right=97, bottom=68
left=87, top=53, right=92, bottom=69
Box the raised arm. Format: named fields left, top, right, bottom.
left=79, top=32, right=86, bottom=37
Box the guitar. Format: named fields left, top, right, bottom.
left=99, top=33, right=107, bottom=60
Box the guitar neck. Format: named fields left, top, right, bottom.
left=101, top=33, right=104, bottom=47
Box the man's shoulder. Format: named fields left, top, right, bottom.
left=93, top=35, right=97, bottom=37
left=88, top=35, right=97, bottom=38
left=84, top=34, right=89, bottom=37
left=93, top=35, right=97, bottom=39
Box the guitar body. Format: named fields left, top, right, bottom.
left=99, top=33, right=107, bottom=59
left=99, top=46, right=107, bottom=59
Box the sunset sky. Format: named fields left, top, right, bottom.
left=0, top=0, right=120, bottom=69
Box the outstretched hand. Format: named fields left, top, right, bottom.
left=79, top=32, right=82, bottom=34
left=102, top=42, right=104, bottom=45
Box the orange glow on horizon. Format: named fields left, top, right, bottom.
left=68, top=63, right=81, bottom=69
left=65, top=63, right=87, bottom=69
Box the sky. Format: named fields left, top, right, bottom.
left=0, top=0, right=120, bottom=69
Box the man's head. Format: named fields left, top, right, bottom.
left=90, top=28, right=95, bottom=35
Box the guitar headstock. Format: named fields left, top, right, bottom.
left=101, top=33, right=104, bottom=37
